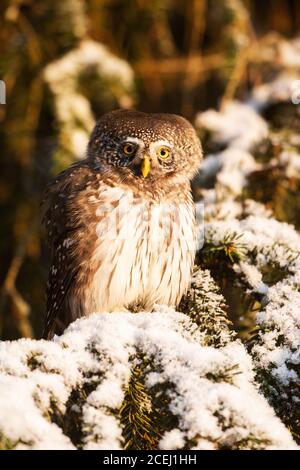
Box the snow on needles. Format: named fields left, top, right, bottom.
left=195, top=77, right=300, bottom=440
left=195, top=101, right=268, bottom=150
left=0, top=311, right=297, bottom=450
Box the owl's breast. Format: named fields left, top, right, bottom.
left=85, top=186, right=196, bottom=313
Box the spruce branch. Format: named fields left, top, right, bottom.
left=200, top=232, right=247, bottom=266
left=119, top=356, right=177, bottom=450
left=179, top=267, right=235, bottom=347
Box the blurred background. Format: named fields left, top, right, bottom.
left=0, top=0, right=299, bottom=340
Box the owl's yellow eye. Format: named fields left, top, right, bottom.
left=157, top=147, right=170, bottom=159
left=123, top=143, right=136, bottom=156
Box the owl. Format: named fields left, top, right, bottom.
left=42, top=110, right=202, bottom=339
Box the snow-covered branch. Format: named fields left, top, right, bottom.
left=0, top=306, right=297, bottom=450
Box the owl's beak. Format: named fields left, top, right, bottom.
left=141, top=155, right=151, bottom=178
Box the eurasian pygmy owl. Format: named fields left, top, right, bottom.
left=43, top=110, right=202, bottom=339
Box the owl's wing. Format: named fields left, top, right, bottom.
left=42, top=161, right=97, bottom=339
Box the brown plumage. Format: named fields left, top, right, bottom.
left=42, top=110, right=202, bottom=339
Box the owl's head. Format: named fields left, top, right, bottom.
left=87, top=110, right=202, bottom=183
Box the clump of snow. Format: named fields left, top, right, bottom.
left=44, top=39, right=135, bottom=159
left=250, top=72, right=300, bottom=110
left=0, top=311, right=297, bottom=450
left=201, top=196, right=243, bottom=222
left=252, top=271, right=300, bottom=386
left=0, top=374, right=74, bottom=450
left=237, top=262, right=268, bottom=295
left=197, top=148, right=260, bottom=198
left=195, top=102, right=265, bottom=200
left=159, top=429, right=185, bottom=450
left=195, top=101, right=268, bottom=150
left=243, top=38, right=300, bottom=109
left=279, top=150, right=300, bottom=178
left=179, top=268, right=235, bottom=347
left=278, top=37, right=300, bottom=67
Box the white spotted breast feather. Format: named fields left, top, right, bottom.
left=81, top=185, right=196, bottom=315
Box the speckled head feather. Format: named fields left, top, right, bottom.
left=42, top=109, right=202, bottom=339
left=87, top=109, right=202, bottom=183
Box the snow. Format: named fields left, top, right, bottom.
left=250, top=71, right=300, bottom=110
left=0, top=311, right=297, bottom=450
left=197, top=148, right=260, bottom=197
left=216, top=148, right=260, bottom=196
left=279, top=37, right=300, bottom=67
left=279, top=150, right=300, bottom=178
left=197, top=112, right=300, bottom=392
left=195, top=80, right=300, bottom=439
left=159, top=429, right=185, bottom=450
left=252, top=272, right=300, bottom=387
left=237, top=262, right=268, bottom=295
left=195, top=101, right=268, bottom=150
left=204, top=215, right=300, bottom=270
left=44, top=39, right=135, bottom=159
